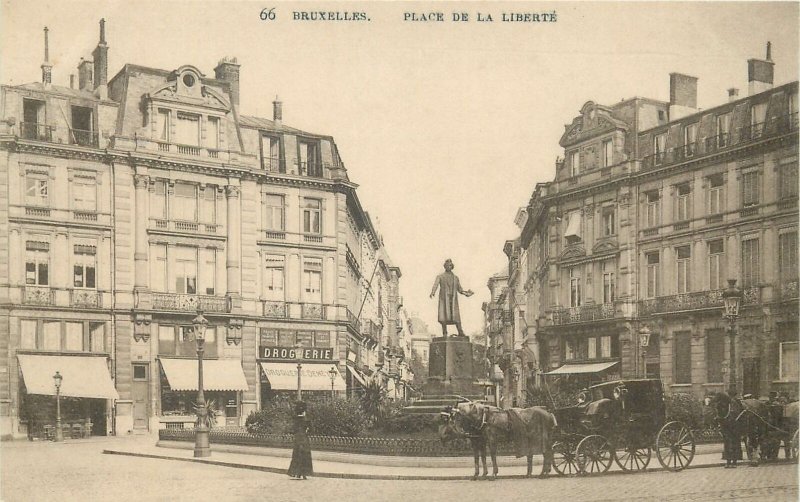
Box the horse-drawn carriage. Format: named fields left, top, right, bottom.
left=550, top=378, right=696, bottom=475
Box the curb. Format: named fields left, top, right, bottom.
left=101, top=448, right=789, bottom=481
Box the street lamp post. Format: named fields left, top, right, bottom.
left=639, top=325, right=651, bottom=379
left=722, top=279, right=742, bottom=395
left=192, top=311, right=210, bottom=458
left=328, top=366, right=337, bottom=399
left=294, top=344, right=304, bottom=401
left=53, top=371, right=63, bottom=442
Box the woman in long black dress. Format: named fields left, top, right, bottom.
left=287, top=400, right=313, bottom=479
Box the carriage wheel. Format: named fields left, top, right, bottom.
left=552, top=441, right=580, bottom=476
left=575, top=435, right=613, bottom=475
left=656, top=421, right=695, bottom=471
left=791, top=430, right=799, bottom=461
left=614, top=444, right=652, bottom=472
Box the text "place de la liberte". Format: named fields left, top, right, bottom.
left=404, top=11, right=557, bottom=22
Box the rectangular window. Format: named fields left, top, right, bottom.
left=72, top=174, right=97, bottom=211
left=303, top=258, right=323, bottom=303
left=674, top=331, right=692, bottom=384
left=303, top=198, right=321, bottom=234
left=259, top=328, right=278, bottom=346
left=158, top=325, right=175, bottom=355
left=264, top=194, right=285, bottom=231
left=278, top=330, right=295, bottom=347
left=741, top=238, right=760, bottom=287
left=706, top=329, right=725, bottom=383
left=600, top=335, right=611, bottom=358
left=602, top=139, right=613, bottom=168
left=89, top=322, right=104, bottom=352
left=708, top=239, right=725, bottom=290
left=173, top=182, right=198, bottom=221
left=43, top=321, right=60, bottom=351
left=199, top=248, right=216, bottom=295
left=790, top=91, right=799, bottom=117
left=565, top=338, right=577, bottom=361
left=151, top=244, right=167, bottom=292
left=261, top=135, right=282, bottom=172
left=177, top=326, right=196, bottom=356
left=151, top=180, right=167, bottom=219
left=570, top=151, right=580, bottom=177
left=65, top=322, right=83, bottom=351
left=73, top=245, right=96, bottom=289
left=569, top=267, right=581, bottom=307
left=779, top=232, right=798, bottom=281
left=299, top=141, right=321, bottom=177
left=646, top=191, right=660, bottom=227
left=264, top=254, right=285, bottom=301
left=676, top=245, right=691, bottom=294
left=780, top=342, right=799, bottom=381
left=708, top=174, right=724, bottom=215
left=25, top=243, right=49, bottom=286
left=207, top=117, right=220, bottom=149
left=20, top=319, right=37, bottom=349
left=750, top=102, right=767, bottom=137
left=296, top=331, right=313, bottom=348
left=676, top=183, right=691, bottom=221
left=175, top=113, right=200, bottom=146
left=653, top=133, right=667, bottom=164
left=314, top=331, right=331, bottom=348
left=174, top=246, right=197, bottom=294
left=684, top=123, right=697, bottom=156
left=157, top=109, right=170, bottom=142
left=601, top=206, right=615, bottom=236
left=200, top=186, right=216, bottom=223
left=25, top=174, right=49, bottom=206
left=779, top=160, right=798, bottom=199
left=741, top=170, right=759, bottom=207
left=602, top=261, right=615, bottom=304
left=717, top=114, right=730, bottom=147
left=564, top=210, right=581, bottom=243
left=646, top=251, right=660, bottom=298
left=587, top=337, right=597, bottom=359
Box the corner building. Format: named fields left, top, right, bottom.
left=0, top=21, right=408, bottom=437
left=509, top=46, right=797, bottom=403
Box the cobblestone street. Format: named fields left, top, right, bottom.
left=1, top=438, right=797, bottom=502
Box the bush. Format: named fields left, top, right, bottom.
left=245, top=397, right=293, bottom=434
left=665, top=393, right=707, bottom=431
left=306, top=398, right=366, bottom=437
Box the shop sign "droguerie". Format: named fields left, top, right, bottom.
left=260, top=346, right=334, bottom=361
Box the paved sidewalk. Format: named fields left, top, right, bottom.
left=103, top=440, right=733, bottom=480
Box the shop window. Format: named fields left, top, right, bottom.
left=65, top=322, right=83, bottom=351
left=159, top=325, right=217, bottom=357
left=42, top=321, right=60, bottom=351
left=20, top=319, right=37, bottom=349
left=588, top=337, right=597, bottom=359
left=259, top=328, right=278, bottom=346
left=599, top=335, right=612, bottom=358
left=296, top=331, right=313, bottom=348
left=673, top=331, right=692, bottom=384
left=278, top=330, right=295, bottom=347
left=89, top=322, right=105, bottom=352
left=706, top=329, right=725, bottom=383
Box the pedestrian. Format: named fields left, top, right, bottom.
left=719, top=389, right=743, bottom=469
left=287, top=400, right=313, bottom=480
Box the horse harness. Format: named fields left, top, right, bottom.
left=721, top=399, right=793, bottom=435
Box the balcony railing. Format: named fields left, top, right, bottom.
left=25, top=207, right=51, bottom=218
left=362, top=319, right=381, bottom=338
left=262, top=300, right=287, bottom=318
left=264, top=230, right=286, bottom=240
left=70, top=128, right=98, bottom=148
left=20, top=122, right=54, bottom=142
left=70, top=289, right=102, bottom=308
left=261, top=156, right=284, bottom=173
left=298, top=161, right=323, bottom=177
left=345, top=308, right=362, bottom=334
left=151, top=292, right=230, bottom=313
left=23, top=286, right=55, bottom=306
left=639, top=287, right=761, bottom=316
left=780, top=280, right=799, bottom=301
left=150, top=218, right=220, bottom=235
left=551, top=303, right=615, bottom=325
left=301, top=303, right=326, bottom=320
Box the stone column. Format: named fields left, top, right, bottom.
left=133, top=174, right=150, bottom=290
left=225, top=184, right=241, bottom=300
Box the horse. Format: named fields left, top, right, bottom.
left=707, top=392, right=771, bottom=466
left=439, top=401, right=556, bottom=479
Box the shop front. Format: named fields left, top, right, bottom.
left=258, top=345, right=346, bottom=404
left=17, top=353, right=118, bottom=438
left=158, top=357, right=249, bottom=428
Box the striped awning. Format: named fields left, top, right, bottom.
left=260, top=362, right=345, bottom=391
left=18, top=354, right=119, bottom=400
left=347, top=365, right=367, bottom=386
left=160, top=358, right=248, bottom=391
left=545, top=361, right=618, bottom=375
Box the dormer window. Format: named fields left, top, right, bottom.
left=175, top=112, right=200, bottom=146
left=299, top=140, right=321, bottom=177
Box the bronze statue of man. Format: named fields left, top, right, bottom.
left=430, top=259, right=473, bottom=337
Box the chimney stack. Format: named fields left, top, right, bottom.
left=78, top=58, right=93, bottom=91
left=273, top=96, right=282, bottom=125
left=214, top=57, right=240, bottom=107
left=92, top=18, right=109, bottom=98
left=41, top=27, right=52, bottom=86
left=728, top=88, right=740, bottom=102
left=70, top=74, right=75, bottom=89
left=748, top=41, right=775, bottom=96
left=668, top=72, right=698, bottom=120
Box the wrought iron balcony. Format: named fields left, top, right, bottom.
left=262, top=300, right=287, bottom=318
left=639, top=287, right=761, bottom=316
left=70, top=289, right=102, bottom=308
left=22, top=286, right=55, bottom=306
left=20, top=122, right=54, bottom=142
left=362, top=319, right=381, bottom=338
left=780, top=280, right=799, bottom=301
left=344, top=308, right=362, bottom=334
left=551, top=303, right=615, bottom=325
left=151, top=292, right=230, bottom=313
left=70, top=128, right=98, bottom=148
left=261, top=156, right=284, bottom=173
left=300, top=303, right=326, bottom=320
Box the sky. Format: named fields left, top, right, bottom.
left=1, top=1, right=798, bottom=333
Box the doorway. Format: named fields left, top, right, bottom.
left=132, top=363, right=149, bottom=430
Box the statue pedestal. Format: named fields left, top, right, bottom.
left=422, top=336, right=482, bottom=398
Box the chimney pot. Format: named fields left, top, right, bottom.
left=727, top=88, right=740, bottom=102
left=273, top=96, right=283, bottom=123
left=41, top=27, right=52, bottom=85
left=78, top=58, right=94, bottom=91
left=214, top=57, right=241, bottom=108
left=766, top=41, right=772, bottom=61
left=70, top=74, right=75, bottom=89
left=747, top=43, right=775, bottom=95
left=92, top=18, right=109, bottom=96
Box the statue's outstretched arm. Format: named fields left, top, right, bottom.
left=429, top=276, right=440, bottom=298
